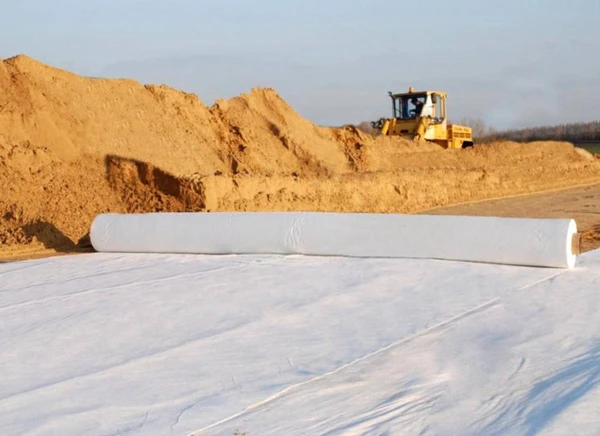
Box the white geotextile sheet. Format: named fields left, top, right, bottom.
left=1, top=250, right=599, bottom=435
left=90, top=212, right=579, bottom=268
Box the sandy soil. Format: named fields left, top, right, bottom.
left=2, top=54, right=600, bottom=261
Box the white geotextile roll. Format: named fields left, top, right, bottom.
left=89, top=212, right=578, bottom=269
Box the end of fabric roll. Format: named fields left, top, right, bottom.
left=567, top=219, right=579, bottom=269
left=90, top=213, right=117, bottom=253
left=89, top=214, right=102, bottom=252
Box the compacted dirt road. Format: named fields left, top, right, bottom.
left=427, top=183, right=600, bottom=253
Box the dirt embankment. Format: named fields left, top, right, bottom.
left=2, top=54, right=600, bottom=257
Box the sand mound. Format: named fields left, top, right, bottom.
left=0, top=55, right=435, bottom=178
left=2, top=55, right=600, bottom=256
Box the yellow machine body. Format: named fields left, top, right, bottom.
left=373, top=88, right=473, bottom=149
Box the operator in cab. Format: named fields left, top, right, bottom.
left=411, top=98, right=424, bottom=117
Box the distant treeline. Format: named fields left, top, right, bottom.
left=479, top=120, right=600, bottom=144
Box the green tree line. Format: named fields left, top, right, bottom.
left=479, top=120, right=600, bottom=143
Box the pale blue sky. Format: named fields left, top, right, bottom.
left=1, top=0, right=598, bottom=129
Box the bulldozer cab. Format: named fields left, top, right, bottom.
left=390, top=91, right=446, bottom=125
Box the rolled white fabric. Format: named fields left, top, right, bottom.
left=89, top=212, right=578, bottom=269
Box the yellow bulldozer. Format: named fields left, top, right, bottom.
left=371, top=87, right=474, bottom=149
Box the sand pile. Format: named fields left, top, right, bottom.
left=2, top=55, right=600, bottom=256
left=0, top=54, right=438, bottom=178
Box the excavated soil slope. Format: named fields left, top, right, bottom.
left=2, top=55, right=600, bottom=255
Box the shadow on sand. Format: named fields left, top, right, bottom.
left=21, top=221, right=93, bottom=253
left=103, top=154, right=206, bottom=211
